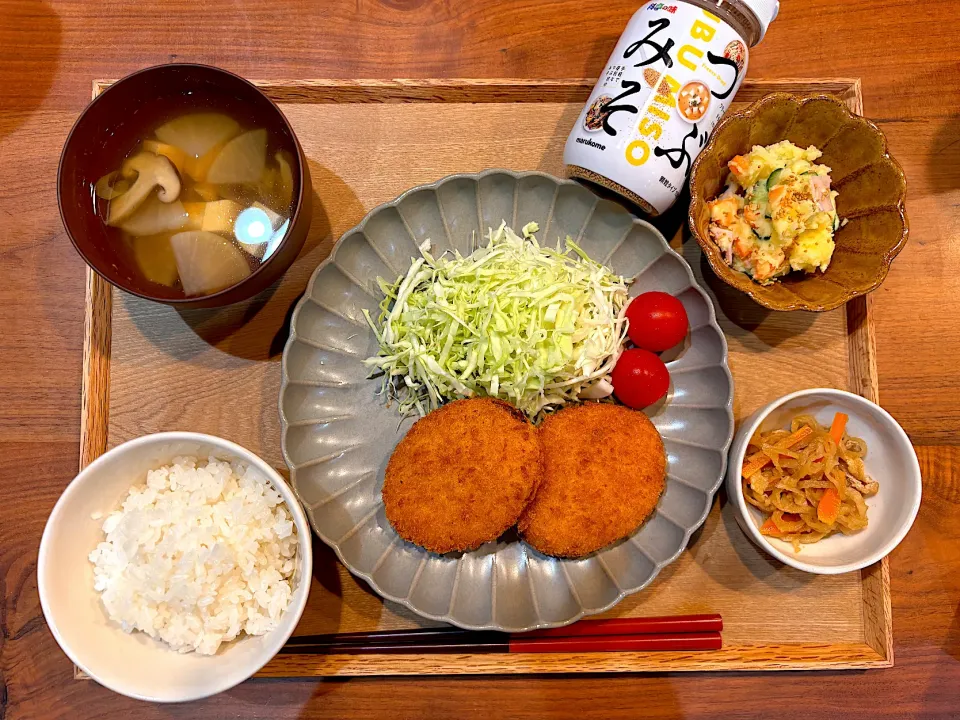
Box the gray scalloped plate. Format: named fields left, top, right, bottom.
left=279, top=170, right=734, bottom=631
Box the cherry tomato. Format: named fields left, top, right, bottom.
left=626, top=292, right=689, bottom=352
left=611, top=349, right=670, bottom=409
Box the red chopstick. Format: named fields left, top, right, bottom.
left=282, top=614, right=722, bottom=654
left=510, top=632, right=721, bottom=653
left=281, top=632, right=721, bottom=654
left=524, top=615, right=722, bottom=637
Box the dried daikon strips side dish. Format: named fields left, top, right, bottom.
left=741, top=413, right=878, bottom=552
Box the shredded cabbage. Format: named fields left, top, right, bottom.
left=362, top=221, right=630, bottom=419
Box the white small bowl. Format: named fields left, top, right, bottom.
left=726, top=389, right=921, bottom=574
left=38, top=432, right=312, bottom=702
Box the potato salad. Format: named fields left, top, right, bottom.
left=707, top=141, right=840, bottom=284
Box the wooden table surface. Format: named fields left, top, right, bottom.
left=2, top=1, right=958, bottom=717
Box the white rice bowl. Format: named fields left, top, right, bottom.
left=89, top=456, right=298, bottom=656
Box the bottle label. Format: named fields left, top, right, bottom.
left=563, top=2, right=749, bottom=215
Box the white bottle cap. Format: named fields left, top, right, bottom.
left=739, top=0, right=780, bottom=42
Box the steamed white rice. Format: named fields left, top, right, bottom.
left=89, top=456, right=298, bottom=655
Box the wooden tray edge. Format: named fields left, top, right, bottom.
left=846, top=294, right=891, bottom=663
left=75, top=642, right=889, bottom=680
left=843, top=74, right=892, bottom=666
left=79, top=76, right=891, bottom=675
left=80, top=267, right=111, bottom=471
left=93, top=77, right=862, bottom=104
left=248, top=643, right=889, bottom=677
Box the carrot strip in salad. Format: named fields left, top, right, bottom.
left=728, top=155, right=749, bottom=177
left=768, top=185, right=788, bottom=205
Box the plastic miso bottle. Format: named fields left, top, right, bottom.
left=564, top=0, right=780, bottom=216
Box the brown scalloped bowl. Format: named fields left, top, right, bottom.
left=689, top=93, right=908, bottom=312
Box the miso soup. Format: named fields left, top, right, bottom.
left=93, top=110, right=296, bottom=298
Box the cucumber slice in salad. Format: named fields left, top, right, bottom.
left=766, top=168, right=784, bottom=190
left=751, top=180, right=768, bottom=204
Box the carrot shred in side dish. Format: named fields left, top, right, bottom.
left=829, top=412, right=848, bottom=444
left=817, top=487, right=841, bottom=525
left=759, top=517, right=782, bottom=537
left=742, top=414, right=879, bottom=552
left=741, top=425, right=813, bottom=479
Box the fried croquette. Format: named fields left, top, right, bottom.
left=383, top=398, right=543, bottom=554
left=518, top=403, right=666, bottom=558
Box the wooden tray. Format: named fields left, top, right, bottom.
left=80, top=77, right=891, bottom=675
